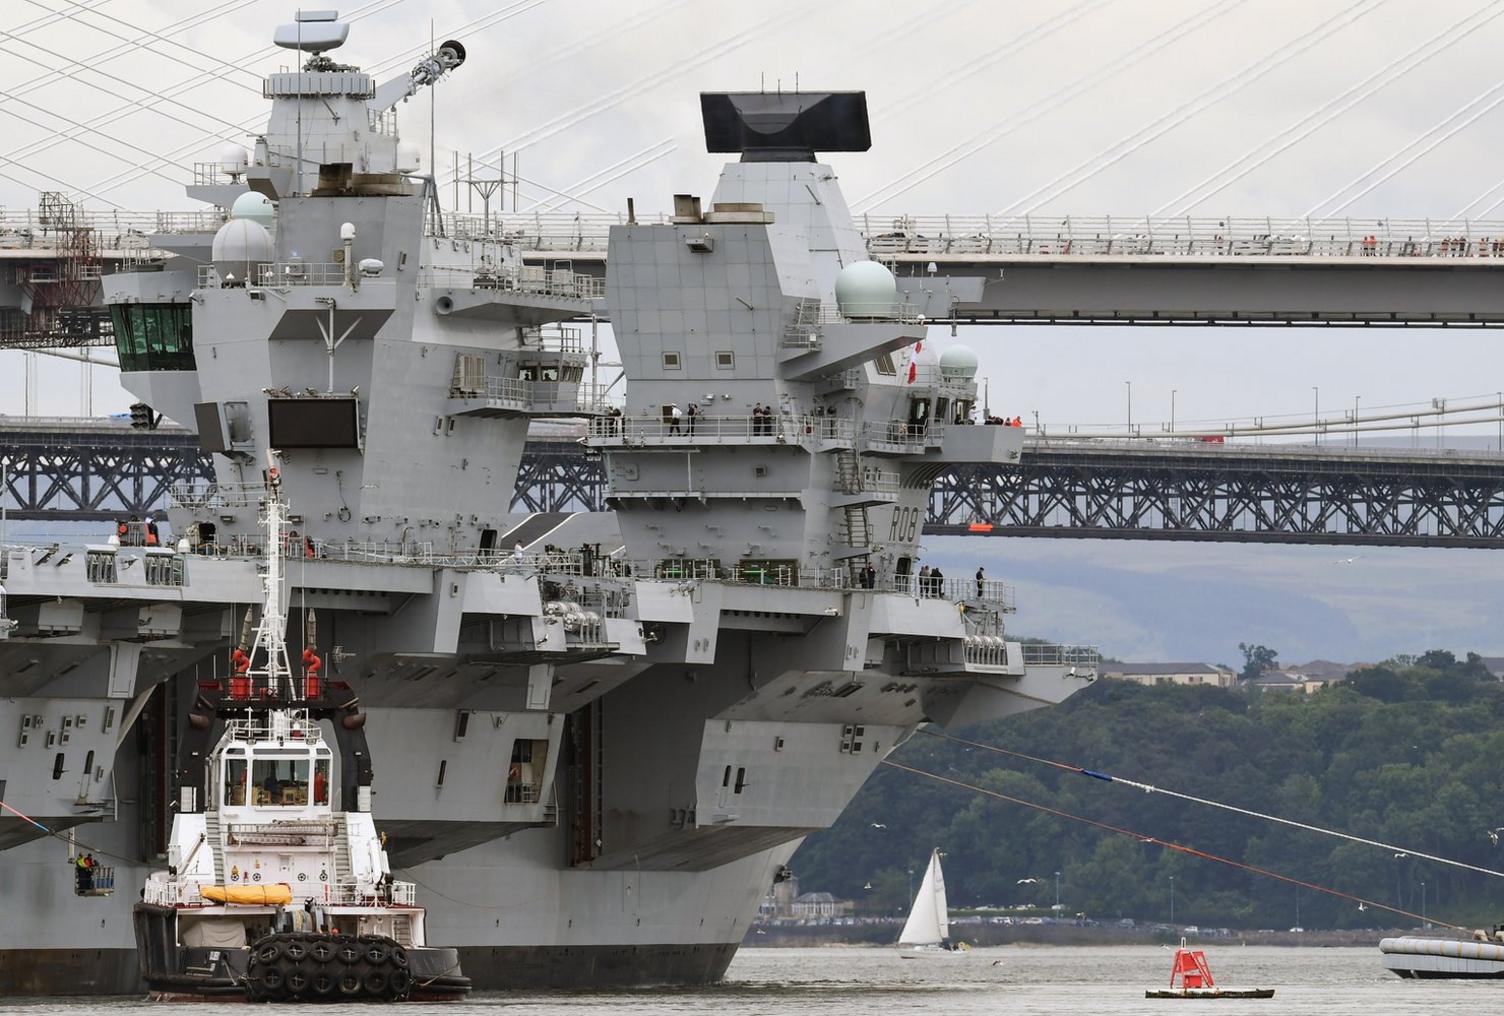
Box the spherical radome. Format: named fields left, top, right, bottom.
left=211, top=218, right=274, bottom=277
left=218, top=143, right=249, bottom=175
left=939, top=344, right=980, bottom=378
left=834, top=260, right=897, bottom=318
left=230, top=191, right=275, bottom=229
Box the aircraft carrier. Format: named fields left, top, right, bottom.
left=0, top=10, right=1096, bottom=993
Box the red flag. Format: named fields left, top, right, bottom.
left=907, top=360, right=917, bottom=384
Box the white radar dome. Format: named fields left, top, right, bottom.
left=397, top=142, right=421, bottom=174
left=939, top=344, right=979, bottom=379
left=211, top=218, right=274, bottom=281
left=229, top=191, right=276, bottom=229
left=217, top=143, right=249, bottom=177
left=834, top=260, right=897, bottom=318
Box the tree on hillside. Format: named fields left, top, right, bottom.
left=1238, top=642, right=1279, bottom=682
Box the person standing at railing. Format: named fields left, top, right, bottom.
left=917, top=564, right=931, bottom=597
left=931, top=566, right=944, bottom=598
left=687, top=402, right=698, bottom=436
left=513, top=542, right=525, bottom=567
left=975, top=565, right=985, bottom=600
left=669, top=403, right=684, bottom=435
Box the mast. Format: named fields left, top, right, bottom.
left=245, top=457, right=297, bottom=703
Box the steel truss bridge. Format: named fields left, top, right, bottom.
left=6, top=420, right=1504, bottom=549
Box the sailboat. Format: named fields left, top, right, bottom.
left=897, top=849, right=966, bottom=957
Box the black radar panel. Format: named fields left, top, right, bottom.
left=700, top=91, right=870, bottom=162
left=268, top=397, right=361, bottom=449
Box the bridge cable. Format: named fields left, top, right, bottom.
left=881, top=759, right=1467, bottom=931
left=435, top=0, right=825, bottom=183
left=80, top=0, right=501, bottom=197
left=34, top=0, right=267, bottom=91
left=916, top=727, right=1504, bottom=881
left=851, top=0, right=1250, bottom=213
left=0, top=19, right=291, bottom=141
left=0, top=0, right=384, bottom=189
left=1154, top=0, right=1504, bottom=216
left=437, top=0, right=997, bottom=188
left=527, top=139, right=678, bottom=214
left=1304, top=78, right=1504, bottom=217
left=91, top=1, right=569, bottom=201
left=875, top=0, right=1116, bottom=125
left=1003, top=0, right=1388, bottom=216
left=80, top=0, right=548, bottom=200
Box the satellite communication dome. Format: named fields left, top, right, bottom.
left=218, top=143, right=249, bottom=178
left=229, top=192, right=275, bottom=229
left=939, top=344, right=980, bottom=379
left=834, top=260, right=897, bottom=318
left=211, top=218, right=274, bottom=280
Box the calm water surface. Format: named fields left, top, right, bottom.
left=0, top=946, right=1488, bottom=1015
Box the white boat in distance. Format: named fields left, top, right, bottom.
left=897, top=849, right=966, bottom=957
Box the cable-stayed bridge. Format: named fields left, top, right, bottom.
left=8, top=209, right=1504, bottom=349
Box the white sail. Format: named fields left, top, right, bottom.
left=898, top=849, right=950, bottom=945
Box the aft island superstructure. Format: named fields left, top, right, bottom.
left=0, top=11, right=1096, bottom=994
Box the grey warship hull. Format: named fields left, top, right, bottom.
left=0, top=18, right=1096, bottom=995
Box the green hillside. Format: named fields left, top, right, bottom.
left=790, top=652, right=1504, bottom=930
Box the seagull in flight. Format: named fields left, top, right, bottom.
left=1017, top=877, right=1039, bottom=885
left=1334, top=555, right=1361, bottom=565
left=1357, top=902, right=1368, bottom=912
left=871, top=822, right=887, bottom=829
left=1393, top=852, right=1409, bottom=859
left=863, top=882, right=874, bottom=891
left=1488, top=828, right=1504, bottom=846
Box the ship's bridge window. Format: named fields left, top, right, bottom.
left=250, top=753, right=329, bottom=807
left=223, top=756, right=248, bottom=807
left=110, top=302, right=195, bottom=372
left=908, top=398, right=931, bottom=428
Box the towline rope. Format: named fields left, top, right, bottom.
left=880, top=759, right=1466, bottom=932
left=918, top=728, right=1504, bottom=881
left=0, top=797, right=141, bottom=866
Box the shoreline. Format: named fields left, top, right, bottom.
left=745, top=924, right=1417, bottom=949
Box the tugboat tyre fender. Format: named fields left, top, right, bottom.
left=391, top=944, right=409, bottom=967
left=284, top=938, right=309, bottom=961
left=257, top=967, right=285, bottom=993
left=255, top=940, right=283, bottom=964
left=311, top=968, right=338, bottom=998
left=338, top=941, right=362, bottom=964
left=309, top=939, right=337, bottom=963
left=365, top=943, right=389, bottom=964
left=283, top=964, right=309, bottom=997
left=338, top=968, right=363, bottom=996
left=388, top=967, right=413, bottom=998
left=363, top=969, right=389, bottom=996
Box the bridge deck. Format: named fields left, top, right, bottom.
left=4, top=420, right=1503, bottom=548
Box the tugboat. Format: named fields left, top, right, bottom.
left=132, top=459, right=470, bottom=1001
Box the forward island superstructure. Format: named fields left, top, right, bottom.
left=0, top=12, right=1096, bottom=994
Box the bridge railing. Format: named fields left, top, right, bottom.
left=14, top=205, right=1504, bottom=261
left=857, top=215, right=1504, bottom=260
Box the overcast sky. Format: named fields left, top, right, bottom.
left=3, top=0, right=1503, bottom=660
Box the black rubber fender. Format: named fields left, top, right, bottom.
left=363, top=968, right=389, bottom=996
left=388, top=967, right=413, bottom=998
